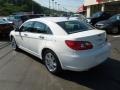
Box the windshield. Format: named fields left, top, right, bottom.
left=71, top=14, right=80, bottom=17
left=92, top=12, right=102, bottom=18
left=57, top=20, right=93, bottom=34
left=71, top=14, right=86, bottom=21
left=0, top=19, right=8, bottom=24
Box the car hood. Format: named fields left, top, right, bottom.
left=0, top=23, right=11, bottom=25
left=96, top=20, right=109, bottom=25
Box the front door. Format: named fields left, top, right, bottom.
left=16, top=21, right=34, bottom=50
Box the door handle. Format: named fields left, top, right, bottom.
left=39, top=36, right=44, bottom=39
left=24, top=34, right=28, bottom=36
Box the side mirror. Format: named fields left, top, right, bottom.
left=15, top=27, right=20, bottom=32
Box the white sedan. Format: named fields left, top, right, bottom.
left=10, top=17, right=111, bottom=74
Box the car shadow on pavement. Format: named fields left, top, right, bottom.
left=17, top=50, right=120, bottom=90
left=55, top=58, right=120, bottom=90
left=17, top=49, right=44, bottom=64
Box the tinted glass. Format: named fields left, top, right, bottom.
left=92, top=12, right=102, bottom=18
left=20, top=21, right=34, bottom=32
left=34, top=22, right=52, bottom=34
left=109, top=14, right=120, bottom=21
left=34, top=22, right=46, bottom=33
left=57, top=20, right=93, bottom=34
left=44, top=25, right=52, bottom=34
left=14, top=16, right=21, bottom=20
left=0, top=19, right=7, bottom=24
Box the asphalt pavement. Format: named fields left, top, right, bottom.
left=0, top=35, right=120, bottom=90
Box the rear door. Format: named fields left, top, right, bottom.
left=28, top=21, right=53, bottom=55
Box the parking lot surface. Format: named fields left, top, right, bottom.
left=0, top=35, right=120, bottom=90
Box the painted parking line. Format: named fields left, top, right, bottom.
left=113, top=35, right=120, bottom=38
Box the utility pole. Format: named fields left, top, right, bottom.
left=52, top=0, right=54, bottom=15
left=55, top=2, right=57, bottom=10
left=52, top=0, right=54, bottom=10
left=49, top=0, right=51, bottom=15
left=56, top=3, right=60, bottom=16
left=58, top=4, right=60, bottom=11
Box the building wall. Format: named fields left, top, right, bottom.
left=84, top=0, right=98, bottom=6
left=105, top=1, right=120, bottom=14
left=84, top=0, right=120, bottom=6
left=85, top=0, right=120, bottom=17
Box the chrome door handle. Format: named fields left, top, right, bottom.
left=39, top=36, right=44, bottom=39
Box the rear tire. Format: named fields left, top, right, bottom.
left=43, top=50, right=62, bottom=74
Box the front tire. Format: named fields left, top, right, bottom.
left=43, top=50, right=62, bottom=74
left=11, top=37, right=19, bottom=51
left=111, top=27, right=119, bottom=34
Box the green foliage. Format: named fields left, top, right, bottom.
left=0, top=0, right=44, bottom=15
left=1, top=3, right=22, bottom=15
left=0, top=0, right=67, bottom=16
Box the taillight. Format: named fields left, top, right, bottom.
left=65, top=40, right=93, bottom=50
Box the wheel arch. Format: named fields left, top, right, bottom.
left=10, top=35, right=14, bottom=41
left=41, top=48, right=63, bottom=68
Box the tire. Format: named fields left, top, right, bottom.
left=11, top=37, right=19, bottom=51
left=111, top=27, right=119, bottom=34
left=43, top=50, right=62, bottom=74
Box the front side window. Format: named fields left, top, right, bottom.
left=57, top=20, right=93, bottom=34
left=33, top=22, right=52, bottom=34
left=110, top=15, right=120, bottom=21
left=109, top=15, right=116, bottom=21
left=19, top=21, right=34, bottom=32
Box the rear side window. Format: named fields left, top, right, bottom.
left=33, top=22, right=52, bottom=34
left=57, top=20, right=93, bottom=34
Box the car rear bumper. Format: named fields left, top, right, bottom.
left=59, top=43, right=111, bottom=71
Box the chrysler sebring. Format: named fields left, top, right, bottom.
left=10, top=17, right=111, bottom=74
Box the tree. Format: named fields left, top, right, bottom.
left=0, top=0, right=66, bottom=16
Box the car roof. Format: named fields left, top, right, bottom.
left=28, top=17, right=73, bottom=23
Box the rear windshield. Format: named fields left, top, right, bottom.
left=57, top=20, right=93, bottom=34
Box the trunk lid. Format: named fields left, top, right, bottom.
left=67, top=29, right=106, bottom=49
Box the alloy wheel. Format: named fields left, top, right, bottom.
left=45, top=52, right=57, bottom=72
left=11, top=38, right=17, bottom=49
